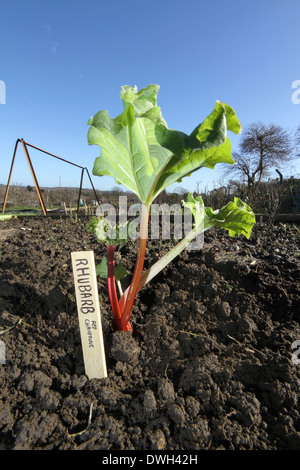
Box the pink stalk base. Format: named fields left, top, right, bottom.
left=109, top=205, right=150, bottom=332
left=119, top=237, right=147, bottom=331
left=119, top=205, right=149, bottom=331
left=106, top=245, right=122, bottom=330
left=107, top=244, right=132, bottom=332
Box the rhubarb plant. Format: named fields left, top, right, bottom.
left=87, top=84, right=255, bottom=332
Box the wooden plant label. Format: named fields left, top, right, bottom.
left=71, top=250, right=107, bottom=379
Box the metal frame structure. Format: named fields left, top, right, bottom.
left=2, top=138, right=100, bottom=215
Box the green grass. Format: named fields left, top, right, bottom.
left=0, top=214, right=14, bottom=221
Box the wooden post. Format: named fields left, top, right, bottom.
left=77, top=168, right=85, bottom=214
left=2, top=139, right=20, bottom=213
left=21, top=140, right=47, bottom=215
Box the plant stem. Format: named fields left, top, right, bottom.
left=123, top=221, right=208, bottom=298
left=107, top=244, right=122, bottom=329
left=119, top=204, right=150, bottom=331
left=117, top=280, right=123, bottom=297
left=139, top=225, right=199, bottom=289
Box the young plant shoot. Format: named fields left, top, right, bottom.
left=87, top=85, right=255, bottom=332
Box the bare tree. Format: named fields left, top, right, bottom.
left=224, top=122, right=293, bottom=196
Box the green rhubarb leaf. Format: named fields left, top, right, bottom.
left=182, top=192, right=205, bottom=229
left=204, top=197, right=255, bottom=239
left=152, top=101, right=241, bottom=195
left=87, top=216, right=129, bottom=246
left=154, top=137, right=233, bottom=194
left=155, top=101, right=239, bottom=157
left=88, top=88, right=171, bottom=204
left=219, top=102, right=242, bottom=135
left=95, top=256, right=108, bottom=278
left=115, top=263, right=128, bottom=281
left=88, top=85, right=241, bottom=204
left=120, top=84, right=162, bottom=116
left=183, top=193, right=255, bottom=239
left=96, top=256, right=128, bottom=281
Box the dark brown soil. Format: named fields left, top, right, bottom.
left=0, top=215, right=300, bottom=450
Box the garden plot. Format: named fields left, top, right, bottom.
left=0, top=216, right=299, bottom=450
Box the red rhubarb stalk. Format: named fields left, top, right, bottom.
left=119, top=205, right=149, bottom=331
left=120, top=237, right=147, bottom=331
left=106, top=244, right=122, bottom=330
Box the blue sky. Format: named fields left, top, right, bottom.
left=1, top=0, right=300, bottom=195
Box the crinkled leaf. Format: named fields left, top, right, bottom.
left=88, top=85, right=241, bottom=204
left=154, top=137, right=233, bottom=193
left=204, top=198, right=255, bottom=239
left=155, top=101, right=239, bottom=156
left=87, top=216, right=129, bottom=246
left=218, top=101, right=242, bottom=135
left=120, top=84, right=162, bottom=116
left=183, top=193, right=255, bottom=239
left=89, top=104, right=171, bottom=204
left=152, top=101, right=241, bottom=195
left=182, top=192, right=205, bottom=229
